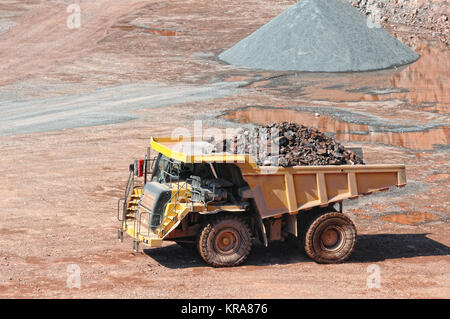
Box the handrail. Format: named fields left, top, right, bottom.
left=156, top=179, right=191, bottom=236
left=120, top=170, right=134, bottom=231
left=137, top=211, right=151, bottom=238
left=124, top=170, right=134, bottom=199
left=117, top=198, right=125, bottom=221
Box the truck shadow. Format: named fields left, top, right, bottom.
left=143, top=233, right=449, bottom=268
left=143, top=241, right=309, bottom=269
left=349, top=233, right=450, bottom=263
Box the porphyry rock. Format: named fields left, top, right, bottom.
left=218, top=122, right=365, bottom=167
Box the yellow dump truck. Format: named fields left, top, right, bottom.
left=117, top=136, right=406, bottom=266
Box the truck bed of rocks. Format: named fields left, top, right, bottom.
left=219, top=122, right=365, bottom=167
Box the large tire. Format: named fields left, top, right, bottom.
left=197, top=215, right=252, bottom=267
left=303, top=211, right=357, bottom=264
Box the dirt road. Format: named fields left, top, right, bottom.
left=0, top=0, right=448, bottom=298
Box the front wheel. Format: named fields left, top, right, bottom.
left=197, top=215, right=252, bottom=267
left=304, top=211, right=357, bottom=264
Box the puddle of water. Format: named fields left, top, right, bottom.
left=246, top=39, right=449, bottom=113
left=388, top=40, right=449, bottom=111
left=223, top=106, right=449, bottom=150
left=336, top=129, right=449, bottom=151
left=381, top=212, right=440, bottom=225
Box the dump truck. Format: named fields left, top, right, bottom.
left=117, top=136, right=407, bottom=266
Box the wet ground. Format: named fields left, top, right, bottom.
left=0, top=0, right=448, bottom=298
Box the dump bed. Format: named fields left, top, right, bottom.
left=151, top=136, right=406, bottom=218
left=239, top=164, right=406, bottom=218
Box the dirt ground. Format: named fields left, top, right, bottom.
left=0, top=0, right=448, bottom=298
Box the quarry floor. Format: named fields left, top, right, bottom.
left=0, top=0, right=448, bottom=298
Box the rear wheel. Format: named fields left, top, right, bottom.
left=303, top=211, right=357, bottom=264
left=197, top=215, right=252, bottom=267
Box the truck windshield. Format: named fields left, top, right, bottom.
left=151, top=153, right=195, bottom=183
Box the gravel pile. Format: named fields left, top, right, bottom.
left=218, top=122, right=365, bottom=167
left=219, top=0, right=419, bottom=72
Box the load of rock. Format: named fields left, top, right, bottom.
left=218, top=122, right=365, bottom=167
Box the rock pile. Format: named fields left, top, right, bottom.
left=350, top=0, right=449, bottom=44
left=218, top=122, right=365, bottom=167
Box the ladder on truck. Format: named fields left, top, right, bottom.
left=117, top=173, right=192, bottom=252
left=117, top=169, right=142, bottom=239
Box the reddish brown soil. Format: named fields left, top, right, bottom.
left=0, top=0, right=448, bottom=298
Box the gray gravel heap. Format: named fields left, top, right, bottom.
left=219, top=0, right=419, bottom=72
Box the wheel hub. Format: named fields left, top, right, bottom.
left=215, top=229, right=240, bottom=255
left=320, top=227, right=342, bottom=250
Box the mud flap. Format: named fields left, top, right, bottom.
left=256, top=214, right=268, bottom=247
left=285, top=214, right=298, bottom=237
